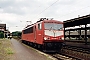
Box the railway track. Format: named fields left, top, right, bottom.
left=63, top=45, right=90, bottom=54
left=62, top=45, right=90, bottom=60
left=23, top=40, right=89, bottom=60
left=49, top=53, right=80, bottom=60
left=23, top=42, right=77, bottom=60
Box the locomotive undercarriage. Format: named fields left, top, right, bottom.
left=22, top=40, right=63, bottom=52
left=43, top=41, right=63, bottom=52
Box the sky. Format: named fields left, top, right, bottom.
left=0, top=0, right=90, bottom=32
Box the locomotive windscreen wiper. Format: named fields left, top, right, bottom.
left=58, top=28, right=62, bottom=30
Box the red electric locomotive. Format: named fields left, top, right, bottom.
left=22, top=18, right=64, bottom=52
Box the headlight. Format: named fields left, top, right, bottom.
left=44, top=37, right=50, bottom=40
left=61, top=37, right=64, bottom=40
left=44, top=37, right=47, bottom=40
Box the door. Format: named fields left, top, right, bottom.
left=34, top=26, right=36, bottom=42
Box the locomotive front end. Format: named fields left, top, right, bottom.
left=43, top=20, right=64, bottom=52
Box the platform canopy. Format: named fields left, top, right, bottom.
left=64, top=14, right=90, bottom=28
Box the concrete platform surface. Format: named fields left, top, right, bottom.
left=10, top=39, right=54, bottom=60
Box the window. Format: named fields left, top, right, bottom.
left=23, top=27, right=33, bottom=34
left=38, top=23, right=42, bottom=30
left=44, top=23, right=63, bottom=30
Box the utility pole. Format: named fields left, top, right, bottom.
left=6, top=27, right=9, bottom=38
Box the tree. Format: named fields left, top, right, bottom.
left=0, top=32, right=4, bottom=38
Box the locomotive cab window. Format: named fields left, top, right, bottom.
left=38, top=23, right=42, bottom=30
left=44, top=23, right=63, bottom=30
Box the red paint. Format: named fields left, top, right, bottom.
left=22, top=19, right=64, bottom=45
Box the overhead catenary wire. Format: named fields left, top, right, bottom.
left=31, top=0, right=59, bottom=20
left=37, top=0, right=59, bottom=16
left=60, top=6, right=90, bottom=19
left=59, top=0, right=90, bottom=19
left=24, top=0, right=89, bottom=23
left=19, top=4, right=42, bottom=24
left=32, top=0, right=86, bottom=21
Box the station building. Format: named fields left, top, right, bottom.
left=0, top=24, right=10, bottom=38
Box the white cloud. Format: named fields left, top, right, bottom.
left=0, top=0, right=90, bottom=32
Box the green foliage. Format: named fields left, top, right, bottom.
left=12, top=31, right=22, bottom=36
left=12, top=31, right=22, bottom=39
left=0, top=32, right=4, bottom=38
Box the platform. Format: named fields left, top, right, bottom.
left=10, top=39, right=54, bottom=60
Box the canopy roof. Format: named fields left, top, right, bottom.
left=64, top=14, right=90, bottom=28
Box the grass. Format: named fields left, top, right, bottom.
left=5, top=47, right=14, bottom=54
left=0, top=42, right=1, bottom=44
left=0, top=38, right=14, bottom=60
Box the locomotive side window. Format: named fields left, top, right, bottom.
left=29, top=27, right=33, bottom=33
left=23, top=27, right=33, bottom=34
left=38, top=23, right=42, bottom=30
